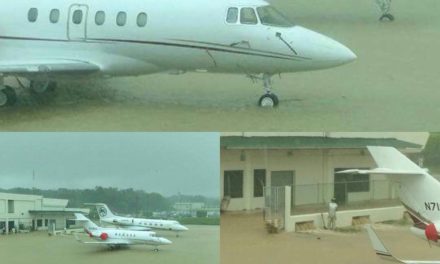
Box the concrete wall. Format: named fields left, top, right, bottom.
left=286, top=206, right=405, bottom=232
left=221, top=148, right=389, bottom=211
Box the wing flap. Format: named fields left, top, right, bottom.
left=0, top=59, right=100, bottom=75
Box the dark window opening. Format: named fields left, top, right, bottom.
left=224, top=170, right=243, bottom=198
left=254, top=169, right=266, bottom=197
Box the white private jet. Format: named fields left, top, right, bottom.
left=85, top=203, right=189, bottom=236
left=339, top=146, right=440, bottom=246
left=74, top=213, right=172, bottom=251
left=0, top=0, right=356, bottom=108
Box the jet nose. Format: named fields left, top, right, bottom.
left=327, top=39, right=357, bottom=64
left=178, top=225, right=189, bottom=231
left=293, top=26, right=357, bottom=68
left=160, top=238, right=172, bottom=245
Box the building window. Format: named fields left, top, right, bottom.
left=224, top=170, right=243, bottom=198
left=28, top=8, right=38, bottom=22
left=49, top=9, right=60, bottom=23
left=253, top=169, right=266, bottom=197
left=137, top=12, right=147, bottom=27
left=95, top=11, right=105, bottom=25
left=334, top=168, right=370, bottom=193
left=37, top=219, right=43, bottom=227
left=44, top=219, right=48, bottom=226
left=116, top=12, right=127, bottom=26
left=7, top=200, right=14, bottom=213
left=240, top=8, right=258, bottom=25
left=72, top=10, right=83, bottom=24
left=226, top=7, right=238, bottom=23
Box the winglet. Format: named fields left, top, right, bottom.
left=365, top=225, right=399, bottom=262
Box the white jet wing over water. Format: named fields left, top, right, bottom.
left=365, top=225, right=440, bottom=264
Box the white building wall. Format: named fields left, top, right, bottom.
left=221, top=148, right=393, bottom=211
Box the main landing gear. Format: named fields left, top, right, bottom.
left=0, top=77, right=57, bottom=107
left=0, top=85, right=17, bottom=107
left=256, top=74, right=279, bottom=108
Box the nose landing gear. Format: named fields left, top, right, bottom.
left=376, top=0, right=394, bottom=21
left=256, top=74, right=279, bottom=108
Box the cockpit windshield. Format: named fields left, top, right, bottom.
left=256, top=5, right=294, bottom=27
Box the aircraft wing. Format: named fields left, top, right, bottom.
left=365, top=225, right=440, bottom=264
left=74, top=233, right=131, bottom=245
left=0, top=59, right=100, bottom=76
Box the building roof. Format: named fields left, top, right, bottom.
left=0, top=192, right=42, bottom=201
left=29, top=208, right=89, bottom=214
left=221, top=136, right=422, bottom=150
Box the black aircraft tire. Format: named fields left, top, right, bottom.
left=258, top=93, right=279, bottom=108
left=380, top=13, right=395, bottom=22
left=0, top=86, right=17, bottom=107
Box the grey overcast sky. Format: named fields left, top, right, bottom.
left=0, top=133, right=219, bottom=197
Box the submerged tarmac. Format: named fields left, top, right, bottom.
left=1, top=0, right=439, bottom=131
left=221, top=213, right=440, bottom=264
left=0, top=225, right=219, bottom=264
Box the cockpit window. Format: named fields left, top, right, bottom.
left=256, top=5, right=294, bottom=27
left=226, top=7, right=238, bottom=23
left=240, top=8, right=258, bottom=25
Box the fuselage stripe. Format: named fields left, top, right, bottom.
left=0, top=35, right=308, bottom=62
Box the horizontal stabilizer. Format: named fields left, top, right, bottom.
left=338, top=168, right=424, bottom=176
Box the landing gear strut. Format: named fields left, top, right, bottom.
left=376, top=0, right=394, bottom=21
left=257, top=74, right=279, bottom=108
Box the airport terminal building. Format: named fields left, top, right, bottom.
left=0, top=192, right=88, bottom=234
left=220, top=133, right=429, bottom=230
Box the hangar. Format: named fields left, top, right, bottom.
left=220, top=133, right=429, bottom=231
left=0, top=192, right=88, bottom=234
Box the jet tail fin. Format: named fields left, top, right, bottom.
left=366, top=146, right=425, bottom=174
left=84, top=203, right=115, bottom=219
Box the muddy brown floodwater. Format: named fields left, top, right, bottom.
left=221, top=212, right=440, bottom=264
left=1, top=0, right=440, bottom=131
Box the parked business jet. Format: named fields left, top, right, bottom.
left=366, top=225, right=440, bottom=264
left=74, top=213, right=172, bottom=251
left=85, top=203, right=189, bottom=236
left=339, top=146, right=440, bottom=246
left=0, top=0, right=356, bottom=108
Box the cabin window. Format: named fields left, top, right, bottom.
left=226, top=7, right=238, bottom=23
left=72, top=10, right=83, bottom=24
left=256, top=6, right=294, bottom=27
left=28, top=8, right=38, bottom=22
left=137, top=12, right=147, bottom=27
left=116, top=12, right=127, bottom=26
left=49, top=9, right=60, bottom=23
left=95, top=11, right=105, bottom=25
left=240, top=8, right=258, bottom=25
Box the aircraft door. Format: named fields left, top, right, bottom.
left=67, top=4, right=89, bottom=40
